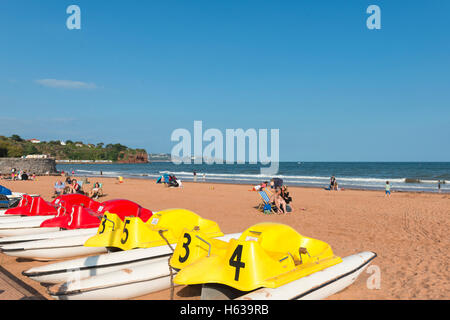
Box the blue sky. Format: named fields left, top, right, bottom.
left=1, top=0, right=449, bottom=161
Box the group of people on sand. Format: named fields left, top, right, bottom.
left=270, top=185, right=294, bottom=214
left=256, top=178, right=294, bottom=214
left=158, top=174, right=183, bottom=188
left=8, top=168, right=36, bottom=181
left=54, top=174, right=103, bottom=199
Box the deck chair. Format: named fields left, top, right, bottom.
left=256, top=188, right=277, bottom=214
left=78, top=181, right=84, bottom=193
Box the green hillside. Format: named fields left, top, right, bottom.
left=0, top=134, right=147, bottom=162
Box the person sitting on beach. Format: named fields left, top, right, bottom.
left=329, top=176, right=336, bottom=190
left=167, top=175, right=179, bottom=188
left=54, top=180, right=65, bottom=197
left=281, top=186, right=294, bottom=213
left=70, top=179, right=83, bottom=194
left=65, top=176, right=72, bottom=185
left=270, top=187, right=287, bottom=214
left=385, top=181, right=391, bottom=198
left=89, top=182, right=102, bottom=199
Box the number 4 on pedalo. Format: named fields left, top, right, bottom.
left=66, top=5, right=81, bottom=30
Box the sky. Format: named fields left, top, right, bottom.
left=0, top=0, right=449, bottom=161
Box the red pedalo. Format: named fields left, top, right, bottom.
left=40, top=198, right=152, bottom=230
left=4, top=195, right=57, bottom=216
left=40, top=194, right=102, bottom=229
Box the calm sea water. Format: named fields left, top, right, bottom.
left=57, top=162, right=450, bottom=193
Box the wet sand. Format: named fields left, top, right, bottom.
left=0, top=176, right=449, bottom=300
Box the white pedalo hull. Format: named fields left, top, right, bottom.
left=236, top=251, right=377, bottom=300
left=1, top=234, right=107, bottom=261
left=0, top=228, right=97, bottom=246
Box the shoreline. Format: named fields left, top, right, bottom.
left=54, top=162, right=450, bottom=194
left=57, top=173, right=449, bottom=195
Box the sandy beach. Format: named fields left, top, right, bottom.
left=0, top=176, right=448, bottom=300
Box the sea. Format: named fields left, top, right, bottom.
left=56, top=162, right=450, bottom=193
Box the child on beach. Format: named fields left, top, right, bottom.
left=385, top=181, right=391, bottom=197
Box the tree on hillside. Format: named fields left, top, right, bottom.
left=10, top=134, right=23, bottom=142
left=0, top=141, right=8, bottom=157
left=7, top=144, right=23, bottom=157
left=24, top=144, right=39, bottom=155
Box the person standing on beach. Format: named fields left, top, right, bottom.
left=193, top=170, right=197, bottom=182
left=385, top=181, right=391, bottom=198
left=438, top=180, right=441, bottom=193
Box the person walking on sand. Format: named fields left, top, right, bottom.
left=385, top=181, right=391, bottom=198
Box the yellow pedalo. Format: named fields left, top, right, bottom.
left=173, top=222, right=343, bottom=293
left=83, top=211, right=125, bottom=249
left=84, top=208, right=224, bottom=251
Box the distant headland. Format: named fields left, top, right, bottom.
left=0, top=134, right=149, bottom=164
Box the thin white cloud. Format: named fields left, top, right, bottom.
left=35, top=79, right=97, bottom=89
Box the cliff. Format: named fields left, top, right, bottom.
left=117, top=151, right=149, bottom=164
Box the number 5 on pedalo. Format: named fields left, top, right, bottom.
left=66, top=5, right=81, bottom=30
